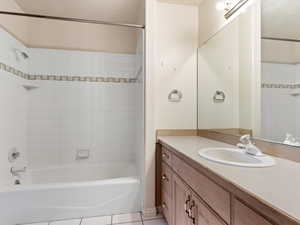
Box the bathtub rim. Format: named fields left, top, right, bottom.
left=0, top=176, right=140, bottom=193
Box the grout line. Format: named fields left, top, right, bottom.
left=23, top=212, right=146, bottom=225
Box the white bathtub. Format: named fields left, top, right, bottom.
left=0, top=163, right=141, bottom=225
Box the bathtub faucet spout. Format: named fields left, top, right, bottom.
left=10, top=166, right=26, bottom=176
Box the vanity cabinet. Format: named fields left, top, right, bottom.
left=161, top=162, right=173, bottom=225
left=232, top=199, right=273, bottom=225
left=172, top=174, right=191, bottom=225
left=158, top=145, right=281, bottom=225
left=168, top=172, right=227, bottom=225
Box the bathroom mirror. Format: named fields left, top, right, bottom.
left=198, top=0, right=300, bottom=147
left=197, top=3, right=259, bottom=136
left=260, top=0, right=300, bottom=147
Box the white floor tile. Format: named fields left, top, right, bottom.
left=49, top=219, right=81, bottom=225
left=112, top=213, right=141, bottom=224
left=81, top=216, right=111, bottom=225
left=143, top=219, right=168, bottom=225
left=23, top=223, right=48, bottom=225
left=115, top=223, right=142, bottom=225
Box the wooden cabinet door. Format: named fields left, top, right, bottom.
left=233, top=199, right=273, bottom=225
left=192, top=195, right=226, bottom=225
left=173, top=174, right=192, bottom=225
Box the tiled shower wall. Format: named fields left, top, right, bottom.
left=0, top=27, right=143, bottom=182
left=0, top=28, right=28, bottom=186
left=27, top=82, right=139, bottom=169
left=261, top=62, right=300, bottom=142
left=26, top=48, right=140, bottom=170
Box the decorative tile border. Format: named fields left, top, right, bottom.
left=0, top=62, right=137, bottom=83
left=262, top=83, right=300, bottom=89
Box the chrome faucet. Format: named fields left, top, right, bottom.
left=237, top=135, right=264, bottom=156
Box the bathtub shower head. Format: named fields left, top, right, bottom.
left=14, top=49, right=29, bottom=60
left=20, top=51, right=29, bottom=59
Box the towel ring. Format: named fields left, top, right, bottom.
left=168, top=89, right=183, bottom=102
left=213, top=90, right=226, bottom=103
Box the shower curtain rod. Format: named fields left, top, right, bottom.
left=0, top=11, right=145, bottom=29
left=262, top=37, right=300, bottom=43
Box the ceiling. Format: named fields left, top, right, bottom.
left=14, top=0, right=144, bottom=25
left=262, top=0, right=300, bottom=40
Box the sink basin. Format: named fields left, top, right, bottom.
left=198, top=148, right=275, bottom=167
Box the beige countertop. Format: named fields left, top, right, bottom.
left=158, top=136, right=300, bottom=223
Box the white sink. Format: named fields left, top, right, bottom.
left=198, top=148, right=275, bottom=168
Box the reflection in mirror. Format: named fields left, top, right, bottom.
left=198, top=0, right=300, bottom=147
left=197, top=3, right=257, bottom=137
left=261, top=0, right=300, bottom=146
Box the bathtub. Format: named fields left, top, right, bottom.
left=0, top=162, right=141, bottom=225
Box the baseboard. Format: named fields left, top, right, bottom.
left=142, top=207, right=163, bottom=221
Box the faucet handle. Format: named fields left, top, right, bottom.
left=240, top=134, right=252, bottom=145
left=8, top=148, right=21, bottom=163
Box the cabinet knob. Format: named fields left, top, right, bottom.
left=162, top=153, right=169, bottom=159
left=162, top=174, right=169, bottom=182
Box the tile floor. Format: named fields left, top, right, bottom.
left=23, top=212, right=167, bottom=225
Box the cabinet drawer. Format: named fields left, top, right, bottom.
left=233, top=199, right=273, bottom=225
left=193, top=195, right=227, bottom=225
left=172, top=154, right=230, bottom=224
left=162, top=162, right=173, bottom=196
left=162, top=147, right=172, bottom=166
left=162, top=190, right=173, bottom=225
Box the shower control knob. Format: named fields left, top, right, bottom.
left=8, top=148, right=20, bottom=163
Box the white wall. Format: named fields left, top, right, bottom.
left=0, top=27, right=28, bottom=186
left=25, top=49, right=141, bottom=169
left=198, top=18, right=240, bottom=129
left=26, top=18, right=138, bottom=54
left=27, top=48, right=137, bottom=77
left=261, top=63, right=298, bottom=142
left=295, top=68, right=300, bottom=139
left=198, top=0, right=256, bottom=47
left=154, top=2, right=198, bottom=129
left=143, top=0, right=157, bottom=215
left=262, top=39, right=300, bottom=64
left=261, top=37, right=300, bottom=142
left=238, top=7, right=255, bottom=130
left=26, top=81, right=139, bottom=169
left=198, top=0, right=230, bottom=46
left=0, top=0, right=29, bottom=44
left=134, top=31, right=145, bottom=180
left=143, top=0, right=199, bottom=215
left=197, top=3, right=258, bottom=132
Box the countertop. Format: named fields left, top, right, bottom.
left=158, top=136, right=300, bottom=223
